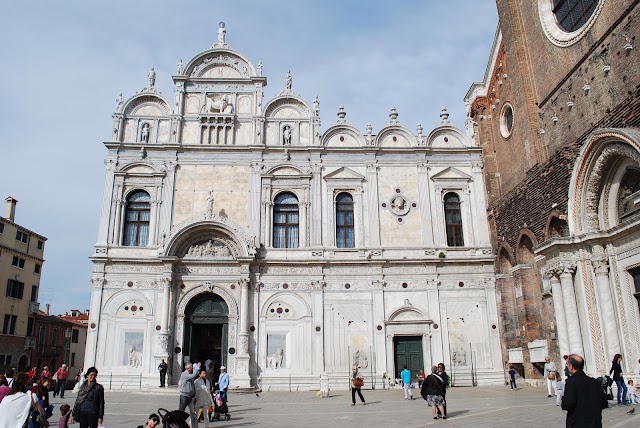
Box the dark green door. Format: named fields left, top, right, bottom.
left=184, top=293, right=229, bottom=368
left=394, top=336, right=423, bottom=379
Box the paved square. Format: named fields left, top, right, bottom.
left=49, top=384, right=638, bottom=427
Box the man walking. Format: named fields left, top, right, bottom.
left=178, top=363, right=200, bottom=428
left=561, top=354, right=608, bottom=427
left=54, top=364, right=68, bottom=398
left=401, top=365, right=413, bottom=400
left=544, top=356, right=557, bottom=398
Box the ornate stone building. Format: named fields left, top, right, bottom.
left=86, top=25, right=503, bottom=389
left=466, top=0, right=640, bottom=383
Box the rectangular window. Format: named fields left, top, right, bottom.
left=30, top=285, right=38, bottom=302
left=6, top=355, right=11, bottom=365
left=15, top=230, right=28, bottom=243
left=6, top=279, right=24, bottom=299
left=0, top=223, right=4, bottom=234
left=34, top=264, right=41, bottom=274
left=26, top=317, right=34, bottom=336
left=72, top=329, right=79, bottom=343
left=37, top=240, right=43, bottom=250
left=2, top=314, right=17, bottom=335
left=0, top=355, right=4, bottom=365
left=11, top=256, right=25, bottom=269
left=71, top=352, right=76, bottom=367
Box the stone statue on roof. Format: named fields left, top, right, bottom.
left=177, top=59, right=183, bottom=75
left=218, top=22, right=226, bottom=45
left=285, top=70, right=292, bottom=90
left=148, top=68, right=156, bottom=89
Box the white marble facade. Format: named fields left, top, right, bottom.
left=86, top=27, right=504, bottom=389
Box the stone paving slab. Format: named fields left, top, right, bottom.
left=46, top=384, right=639, bottom=427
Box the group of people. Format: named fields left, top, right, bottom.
left=0, top=366, right=105, bottom=428
left=350, top=363, right=450, bottom=420
left=178, top=360, right=230, bottom=428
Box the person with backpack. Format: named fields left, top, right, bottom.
left=421, top=365, right=446, bottom=420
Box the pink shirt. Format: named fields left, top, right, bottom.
left=629, top=385, right=636, bottom=395
left=58, top=408, right=71, bottom=428
left=0, top=385, right=11, bottom=403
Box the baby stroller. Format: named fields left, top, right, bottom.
left=158, top=408, right=190, bottom=428
left=596, top=375, right=614, bottom=401
left=212, top=389, right=231, bottom=421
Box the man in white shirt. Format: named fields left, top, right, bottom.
left=544, top=356, right=558, bottom=398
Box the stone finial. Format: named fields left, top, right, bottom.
left=389, top=107, right=398, bottom=123
left=337, top=105, right=347, bottom=122
left=366, top=123, right=373, bottom=135
left=115, top=93, right=123, bottom=109
left=440, top=106, right=450, bottom=123
left=416, top=123, right=423, bottom=136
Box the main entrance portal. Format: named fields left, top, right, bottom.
left=393, top=336, right=424, bottom=379
left=184, top=293, right=229, bottom=370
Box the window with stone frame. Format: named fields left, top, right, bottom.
left=552, top=0, right=598, bottom=32
left=273, top=192, right=299, bottom=248
left=123, top=190, right=151, bottom=247
left=335, top=192, right=355, bottom=248
left=6, top=279, right=24, bottom=299
left=444, top=192, right=464, bottom=247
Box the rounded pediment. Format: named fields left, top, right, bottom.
left=264, top=96, right=311, bottom=119
left=184, top=48, right=257, bottom=79
left=163, top=218, right=257, bottom=259
left=427, top=125, right=469, bottom=148
left=321, top=124, right=365, bottom=147
left=375, top=125, right=416, bottom=148
left=122, top=93, right=170, bottom=116
left=387, top=301, right=430, bottom=324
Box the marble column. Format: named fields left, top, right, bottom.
left=310, top=164, right=322, bottom=246
left=84, top=277, right=105, bottom=369
left=96, top=160, right=117, bottom=247
left=592, top=257, right=620, bottom=360
left=365, top=161, right=381, bottom=246
left=417, top=163, right=434, bottom=245
left=155, top=277, right=172, bottom=362
left=547, top=269, right=570, bottom=358
left=234, top=278, right=251, bottom=387
left=559, top=264, right=584, bottom=356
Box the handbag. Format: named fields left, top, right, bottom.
left=353, top=377, right=364, bottom=388
left=547, top=372, right=556, bottom=380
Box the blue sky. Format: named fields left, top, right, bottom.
left=0, top=1, right=498, bottom=315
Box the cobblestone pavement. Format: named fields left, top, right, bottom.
left=48, top=384, right=639, bottom=427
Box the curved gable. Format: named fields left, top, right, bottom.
left=264, top=96, right=310, bottom=119
left=184, top=48, right=256, bottom=78
left=375, top=126, right=415, bottom=148
left=124, top=94, right=170, bottom=117
left=427, top=126, right=469, bottom=148
left=321, top=124, right=364, bottom=147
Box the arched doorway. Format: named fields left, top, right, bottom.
left=184, top=293, right=229, bottom=371
left=18, top=355, right=29, bottom=372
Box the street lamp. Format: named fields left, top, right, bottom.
left=64, top=328, right=72, bottom=366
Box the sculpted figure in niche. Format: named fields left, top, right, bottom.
left=128, top=345, right=143, bottom=368
left=140, top=123, right=150, bottom=143
left=451, top=348, right=467, bottom=366
left=283, top=125, right=292, bottom=145
left=353, top=350, right=368, bottom=369
left=267, top=348, right=284, bottom=369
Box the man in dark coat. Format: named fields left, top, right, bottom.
left=561, top=354, right=608, bottom=427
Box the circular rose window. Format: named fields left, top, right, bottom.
left=500, top=103, right=514, bottom=138
left=538, top=0, right=604, bottom=47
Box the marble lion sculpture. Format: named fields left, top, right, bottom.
left=267, top=348, right=284, bottom=369
left=128, top=345, right=143, bottom=368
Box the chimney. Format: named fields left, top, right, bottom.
left=5, top=197, right=17, bottom=222
left=45, top=303, right=50, bottom=316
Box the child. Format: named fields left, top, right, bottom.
left=628, top=379, right=636, bottom=404
left=508, top=365, right=517, bottom=390
left=555, top=372, right=565, bottom=406
left=59, top=404, right=71, bottom=428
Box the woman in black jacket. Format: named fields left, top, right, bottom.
left=421, top=365, right=446, bottom=419
left=70, top=367, right=105, bottom=428
left=609, top=354, right=627, bottom=405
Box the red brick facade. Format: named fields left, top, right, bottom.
left=468, top=0, right=640, bottom=382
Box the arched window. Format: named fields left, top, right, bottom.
left=51, top=328, right=57, bottom=346
left=444, top=193, right=464, bottom=247
left=123, top=190, right=151, bottom=247
left=336, top=193, right=355, bottom=248
left=273, top=192, right=299, bottom=248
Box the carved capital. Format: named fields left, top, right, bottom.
left=559, top=262, right=576, bottom=277
left=161, top=277, right=172, bottom=288
left=238, top=278, right=250, bottom=289
left=91, top=277, right=105, bottom=288
left=592, top=258, right=609, bottom=275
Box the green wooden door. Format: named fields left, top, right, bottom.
left=394, top=336, right=423, bottom=379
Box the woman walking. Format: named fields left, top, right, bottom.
left=70, top=367, right=105, bottom=428
left=610, top=354, right=628, bottom=405
left=350, top=366, right=366, bottom=405
left=421, top=365, right=447, bottom=420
